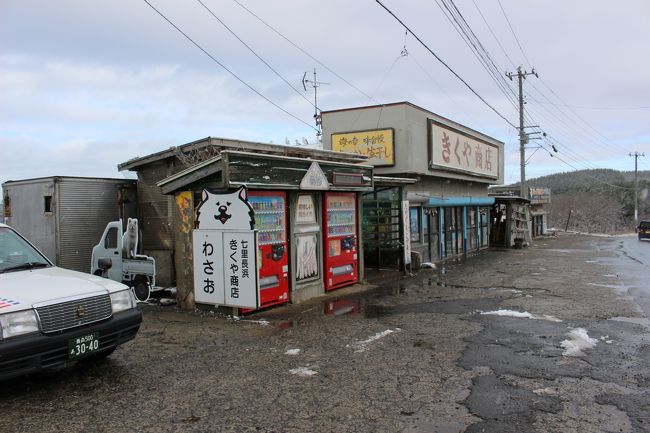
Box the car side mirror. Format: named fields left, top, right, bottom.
left=98, top=258, right=112, bottom=271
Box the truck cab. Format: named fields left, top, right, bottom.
left=91, top=220, right=156, bottom=302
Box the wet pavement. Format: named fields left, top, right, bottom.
left=1, top=232, right=649, bottom=432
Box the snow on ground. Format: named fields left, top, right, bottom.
left=480, top=309, right=562, bottom=322
left=229, top=316, right=270, bottom=326
left=560, top=328, right=598, bottom=357
left=285, top=348, right=301, bottom=356
left=347, top=329, right=401, bottom=353
left=289, top=366, right=318, bottom=377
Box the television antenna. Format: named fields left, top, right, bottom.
left=302, top=68, right=329, bottom=136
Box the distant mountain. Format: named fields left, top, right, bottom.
left=514, top=169, right=650, bottom=233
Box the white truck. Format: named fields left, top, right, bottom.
left=91, top=220, right=156, bottom=302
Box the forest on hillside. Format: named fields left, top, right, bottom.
left=526, top=169, right=650, bottom=234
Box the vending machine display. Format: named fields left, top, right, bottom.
left=249, top=191, right=289, bottom=308
left=323, top=192, right=358, bottom=291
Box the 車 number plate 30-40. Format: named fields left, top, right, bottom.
left=68, top=333, right=100, bottom=358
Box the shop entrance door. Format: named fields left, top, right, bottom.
left=361, top=187, right=402, bottom=269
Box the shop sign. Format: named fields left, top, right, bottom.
left=193, top=186, right=259, bottom=309
left=331, top=129, right=395, bottom=166
left=300, top=162, right=329, bottom=190
left=193, top=229, right=259, bottom=308
left=295, top=194, right=316, bottom=223
left=429, top=120, right=499, bottom=179
left=529, top=187, right=551, bottom=204
left=402, top=200, right=412, bottom=265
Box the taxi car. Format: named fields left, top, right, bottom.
left=0, top=223, right=142, bottom=380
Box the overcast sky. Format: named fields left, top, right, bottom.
left=2, top=0, right=649, bottom=189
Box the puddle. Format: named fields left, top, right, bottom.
left=365, top=298, right=503, bottom=319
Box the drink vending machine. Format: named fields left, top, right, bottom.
left=248, top=191, right=290, bottom=308
left=323, top=192, right=358, bottom=291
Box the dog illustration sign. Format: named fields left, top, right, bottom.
left=196, top=186, right=255, bottom=230
left=193, top=186, right=259, bottom=308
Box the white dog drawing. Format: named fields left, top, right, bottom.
left=195, top=186, right=255, bottom=230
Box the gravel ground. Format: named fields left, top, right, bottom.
left=1, top=232, right=648, bottom=432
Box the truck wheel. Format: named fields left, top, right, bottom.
left=132, top=276, right=150, bottom=302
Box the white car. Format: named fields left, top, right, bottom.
left=0, top=223, right=142, bottom=380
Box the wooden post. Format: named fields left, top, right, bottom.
left=565, top=209, right=572, bottom=232
left=174, top=191, right=195, bottom=310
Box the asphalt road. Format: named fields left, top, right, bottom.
left=1, top=232, right=649, bottom=432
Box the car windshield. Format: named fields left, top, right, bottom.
left=0, top=227, right=51, bottom=273
left=639, top=221, right=650, bottom=229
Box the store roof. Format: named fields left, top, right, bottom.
left=118, top=136, right=368, bottom=171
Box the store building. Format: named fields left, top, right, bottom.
left=489, top=185, right=551, bottom=241
left=119, top=138, right=374, bottom=309
left=321, top=102, right=504, bottom=266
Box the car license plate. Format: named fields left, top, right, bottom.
left=68, top=333, right=100, bottom=359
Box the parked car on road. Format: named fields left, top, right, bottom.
left=0, top=223, right=142, bottom=381
left=637, top=221, right=650, bottom=241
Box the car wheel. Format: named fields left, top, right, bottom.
left=132, top=276, right=150, bottom=302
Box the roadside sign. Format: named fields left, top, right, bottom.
left=193, top=229, right=259, bottom=308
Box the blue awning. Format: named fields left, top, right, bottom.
left=427, top=196, right=495, bottom=207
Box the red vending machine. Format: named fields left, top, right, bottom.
left=323, top=192, right=358, bottom=291
left=249, top=191, right=290, bottom=308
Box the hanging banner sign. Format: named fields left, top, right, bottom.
left=429, top=120, right=500, bottom=179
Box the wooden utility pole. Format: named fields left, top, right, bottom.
left=507, top=66, right=538, bottom=199
left=629, top=151, right=645, bottom=224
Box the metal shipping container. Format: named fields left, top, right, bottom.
left=2, top=176, right=137, bottom=273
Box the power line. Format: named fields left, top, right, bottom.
left=432, top=0, right=519, bottom=112
left=195, top=0, right=316, bottom=110
left=375, top=0, right=516, bottom=128
left=470, top=0, right=517, bottom=69
left=526, top=99, right=650, bottom=111
left=141, top=0, right=319, bottom=133
left=496, top=0, right=532, bottom=67
left=231, top=0, right=380, bottom=104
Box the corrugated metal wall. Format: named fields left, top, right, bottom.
left=58, top=178, right=136, bottom=273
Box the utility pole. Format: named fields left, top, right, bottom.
left=506, top=66, right=538, bottom=198
left=629, top=151, right=645, bottom=224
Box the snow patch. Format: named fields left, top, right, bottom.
left=533, top=387, right=557, bottom=396
left=289, top=366, right=317, bottom=377
left=285, top=348, right=301, bottom=356
left=480, top=309, right=562, bottom=322
left=584, top=260, right=599, bottom=263
left=229, top=316, right=270, bottom=326
left=481, top=310, right=533, bottom=319
left=347, top=328, right=401, bottom=353
left=560, top=328, right=598, bottom=357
